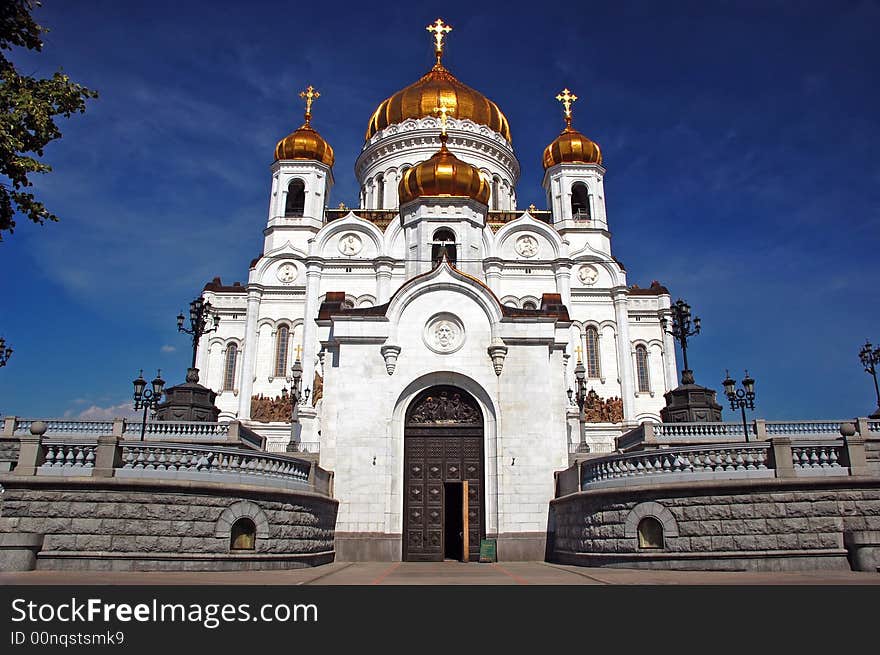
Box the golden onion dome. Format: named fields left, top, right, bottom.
left=398, top=133, right=490, bottom=206
left=274, top=85, right=334, bottom=166
left=366, top=62, right=511, bottom=143
left=542, top=87, right=602, bottom=169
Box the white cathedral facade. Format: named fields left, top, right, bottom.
left=193, top=21, right=678, bottom=560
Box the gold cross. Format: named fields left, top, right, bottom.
left=555, top=88, right=578, bottom=127
left=433, top=103, right=454, bottom=136
left=299, top=85, right=320, bottom=122
left=426, top=18, right=452, bottom=63
left=295, top=344, right=303, bottom=361
left=575, top=345, right=583, bottom=363
left=528, top=203, right=537, bottom=212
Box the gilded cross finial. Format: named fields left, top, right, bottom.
left=299, top=85, right=320, bottom=123
left=433, top=102, right=454, bottom=140
left=555, top=88, right=578, bottom=128
left=295, top=344, right=303, bottom=361
left=426, top=18, right=452, bottom=65
left=575, top=345, right=583, bottom=363
left=528, top=203, right=537, bottom=213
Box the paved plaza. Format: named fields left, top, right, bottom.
left=1, top=562, right=878, bottom=585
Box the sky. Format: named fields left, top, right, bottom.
left=0, top=0, right=878, bottom=421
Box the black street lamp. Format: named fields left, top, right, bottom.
left=859, top=339, right=880, bottom=418
left=0, top=337, right=12, bottom=368
left=132, top=369, right=165, bottom=440
left=722, top=370, right=756, bottom=442
left=284, top=356, right=312, bottom=452
left=567, top=358, right=589, bottom=452
left=660, top=298, right=701, bottom=385
left=177, top=297, right=220, bottom=371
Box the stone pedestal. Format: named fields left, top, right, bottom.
left=660, top=372, right=723, bottom=423
left=155, top=368, right=220, bottom=422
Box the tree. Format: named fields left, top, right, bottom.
left=0, top=0, right=97, bottom=241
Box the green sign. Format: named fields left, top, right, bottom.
left=479, top=539, right=497, bottom=563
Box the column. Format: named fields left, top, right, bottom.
left=659, top=308, right=678, bottom=391
left=553, top=260, right=572, bottom=307
left=301, top=259, right=324, bottom=396
left=613, top=289, right=636, bottom=420
left=375, top=257, right=394, bottom=304
left=237, top=288, right=262, bottom=420
left=483, top=258, right=502, bottom=295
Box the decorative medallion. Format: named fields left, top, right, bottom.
left=578, top=264, right=599, bottom=286
left=338, top=233, right=362, bottom=256
left=515, top=234, right=539, bottom=258
left=276, top=262, right=298, bottom=283
left=423, top=312, right=465, bottom=354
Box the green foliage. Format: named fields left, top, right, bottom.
left=0, top=0, right=97, bottom=241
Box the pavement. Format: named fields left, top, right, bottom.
left=2, top=561, right=879, bottom=585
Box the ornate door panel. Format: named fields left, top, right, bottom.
left=404, top=386, right=485, bottom=562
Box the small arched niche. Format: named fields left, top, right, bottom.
left=637, top=517, right=664, bottom=549
left=285, top=179, right=306, bottom=217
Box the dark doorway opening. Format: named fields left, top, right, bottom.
left=444, top=482, right=464, bottom=561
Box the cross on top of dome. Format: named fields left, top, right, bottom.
left=299, top=85, right=320, bottom=124
left=555, top=88, right=578, bottom=128
left=433, top=102, right=454, bottom=140
left=426, top=18, right=452, bottom=65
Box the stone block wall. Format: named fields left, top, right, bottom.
left=548, top=478, right=880, bottom=572
left=0, top=438, right=19, bottom=471
left=0, top=476, right=338, bottom=571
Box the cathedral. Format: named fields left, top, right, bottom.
left=195, top=19, right=678, bottom=561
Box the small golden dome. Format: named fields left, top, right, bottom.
left=366, top=63, right=511, bottom=143
left=542, top=87, right=601, bottom=169
left=542, top=126, right=602, bottom=169
left=274, top=85, right=334, bottom=166
left=398, top=134, right=490, bottom=206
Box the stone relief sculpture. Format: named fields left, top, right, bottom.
left=434, top=320, right=458, bottom=351
left=424, top=314, right=465, bottom=354
left=409, top=390, right=480, bottom=424
left=578, top=264, right=599, bottom=285
left=338, top=233, right=362, bottom=256
left=515, top=234, right=538, bottom=257
left=250, top=391, right=293, bottom=423
left=581, top=390, right=624, bottom=423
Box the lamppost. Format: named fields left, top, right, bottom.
left=177, top=297, right=220, bottom=373
left=660, top=298, right=701, bottom=385
left=859, top=339, right=880, bottom=418
left=285, top=355, right=311, bottom=452
left=132, top=369, right=165, bottom=440
left=722, top=370, right=756, bottom=442
left=567, top=355, right=589, bottom=452
left=0, top=337, right=12, bottom=368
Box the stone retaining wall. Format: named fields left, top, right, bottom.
left=0, top=475, right=338, bottom=571
left=548, top=477, right=880, bottom=572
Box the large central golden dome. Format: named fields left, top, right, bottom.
left=366, top=62, right=511, bottom=143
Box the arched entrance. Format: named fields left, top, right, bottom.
left=403, top=385, right=485, bottom=562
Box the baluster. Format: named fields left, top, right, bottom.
left=43, top=445, right=56, bottom=467
left=63, top=446, right=75, bottom=467
left=85, top=448, right=95, bottom=468
left=819, top=447, right=829, bottom=468
left=829, top=449, right=839, bottom=468
left=809, top=448, right=820, bottom=468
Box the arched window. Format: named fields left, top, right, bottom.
left=285, top=179, right=305, bottom=217
left=376, top=174, right=385, bottom=209
left=637, top=517, right=664, bottom=549
left=230, top=518, right=256, bottom=551
left=274, top=325, right=290, bottom=377
left=584, top=326, right=601, bottom=378
left=635, top=344, right=650, bottom=392
left=491, top=177, right=501, bottom=210
left=522, top=300, right=538, bottom=310
left=432, top=228, right=457, bottom=266
left=223, top=343, right=238, bottom=391
left=571, top=182, right=590, bottom=220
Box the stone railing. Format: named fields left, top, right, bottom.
left=555, top=434, right=869, bottom=495
left=568, top=442, right=615, bottom=455
left=617, top=417, right=879, bottom=452
left=118, top=443, right=311, bottom=491
left=5, top=433, right=333, bottom=496
left=2, top=416, right=263, bottom=449
left=265, top=441, right=321, bottom=455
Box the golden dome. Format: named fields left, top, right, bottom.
left=542, top=87, right=601, bottom=169
left=542, top=126, right=602, bottom=169
left=366, top=62, right=511, bottom=142
left=398, top=134, right=490, bottom=206
left=274, top=85, right=334, bottom=166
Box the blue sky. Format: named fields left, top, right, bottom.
left=0, top=0, right=878, bottom=420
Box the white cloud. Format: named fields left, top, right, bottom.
left=160, top=345, right=176, bottom=353
left=74, top=402, right=140, bottom=421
